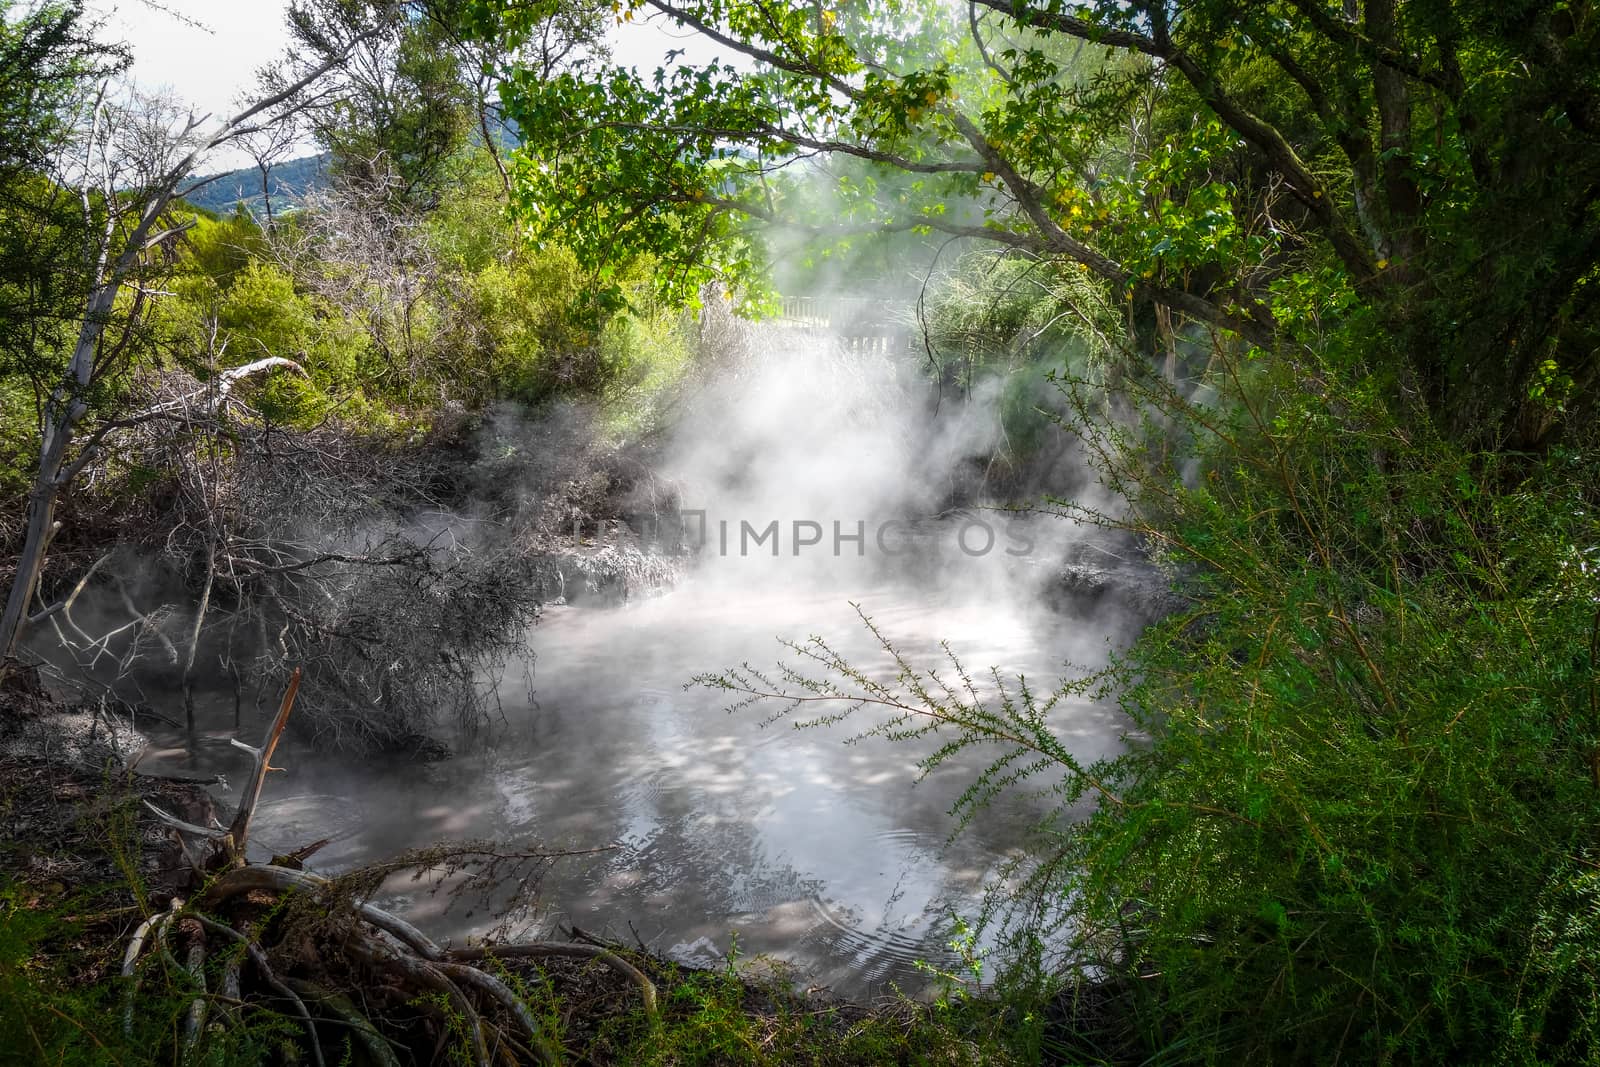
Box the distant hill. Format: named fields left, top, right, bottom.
left=182, top=152, right=329, bottom=218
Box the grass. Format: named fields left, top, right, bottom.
left=577, top=954, right=1014, bottom=1067
left=0, top=883, right=1023, bottom=1066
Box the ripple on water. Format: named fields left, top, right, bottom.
left=730, top=826, right=1000, bottom=993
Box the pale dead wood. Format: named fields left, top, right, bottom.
left=226, top=667, right=301, bottom=857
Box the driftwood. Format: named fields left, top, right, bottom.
left=127, top=668, right=657, bottom=1064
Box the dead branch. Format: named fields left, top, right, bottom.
left=142, top=668, right=302, bottom=865
left=194, top=915, right=324, bottom=1067
left=179, top=920, right=209, bottom=1057
left=121, top=899, right=178, bottom=1036
left=226, top=666, right=301, bottom=858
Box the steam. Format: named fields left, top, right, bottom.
left=442, top=312, right=1143, bottom=995
left=645, top=315, right=1128, bottom=660
left=45, top=277, right=1149, bottom=999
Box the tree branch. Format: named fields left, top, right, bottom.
left=969, top=0, right=1378, bottom=283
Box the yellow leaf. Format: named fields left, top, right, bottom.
left=982, top=171, right=995, bottom=182
left=1377, top=258, right=1389, bottom=269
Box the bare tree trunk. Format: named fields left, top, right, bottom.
left=257, top=161, right=275, bottom=233
left=0, top=474, right=64, bottom=670
left=181, top=536, right=218, bottom=747
left=0, top=282, right=117, bottom=674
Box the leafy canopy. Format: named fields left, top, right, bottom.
left=482, top=0, right=1600, bottom=447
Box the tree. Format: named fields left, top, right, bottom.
left=482, top=1, right=1600, bottom=1057
left=0, top=0, right=123, bottom=175
left=280, top=0, right=606, bottom=209
left=0, top=1, right=126, bottom=430
left=233, top=105, right=302, bottom=233
left=492, top=0, right=1600, bottom=447
left=0, top=32, right=374, bottom=677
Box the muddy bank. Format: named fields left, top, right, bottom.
left=0, top=674, right=218, bottom=899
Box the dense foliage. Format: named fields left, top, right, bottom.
left=1056, top=331, right=1600, bottom=1060
left=493, top=0, right=1599, bottom=448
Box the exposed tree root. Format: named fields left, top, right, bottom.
left=197, top=914, right=325, bottom=1067
left=124, top=668, right=656, bottom=1065
left=121, top=900, right=178, bottom=1037
left=289, top=979, right=401, bottom=1067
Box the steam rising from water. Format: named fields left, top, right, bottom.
left=662, top=329, right=1105, bottom=601
left=248, top=324, right=1138, bottom=996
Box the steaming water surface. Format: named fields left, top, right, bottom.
left=232, top=555, right=1129, bottom=997
left=170, top=336, right=1132, bottom=996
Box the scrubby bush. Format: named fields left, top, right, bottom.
left=1052, top=341, right=1600, bottom=1062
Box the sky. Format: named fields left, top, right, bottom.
left=90, top=0, right=295, bottom=168
left=91, top=0, right=742, bottom=171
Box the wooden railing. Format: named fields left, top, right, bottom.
left=773, top=295, right=915, bottom=353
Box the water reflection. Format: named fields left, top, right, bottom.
left=210, top=554, right=1131, bottom=998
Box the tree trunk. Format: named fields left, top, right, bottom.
left=258, top=162, right=276, bottom=234
left=181, top=536, right=218, bottom=748
left=0, top=466, right=64, bottom=673
left=0, top=279, right=120, bottom=684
